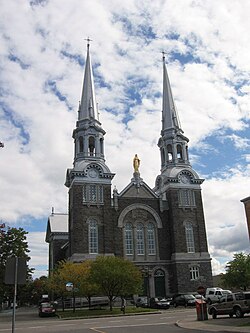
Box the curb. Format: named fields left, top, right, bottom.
left=175, top=319, right=250, bottom=333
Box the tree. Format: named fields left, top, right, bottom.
left=90, top=256, right=142, bottom=311
left=29, top=276, right=50, bottom=305
left=48, top=260, right=99, bottom=310
left=0, top=226, right=31, bottom=306
left=222, top=252, right=250, bottom=291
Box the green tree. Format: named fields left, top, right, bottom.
left=48, top=260, right=99, bottom=310
left=222, top=252, right=250, bottom=291
left=90, top=256, right=142, bottom=311
left=28, top=276, right=50, bottom=305
left=0, top=226, right=31, bottom=307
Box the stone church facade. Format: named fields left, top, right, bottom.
left=46, top=42, right=213, bottom=296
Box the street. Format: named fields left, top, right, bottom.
left=0, top=307, right=211, bottom=333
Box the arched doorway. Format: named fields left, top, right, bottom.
left=154, top=269, right=166, bottom=297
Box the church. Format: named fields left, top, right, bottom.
left=46, top=41, right=213, bottom=296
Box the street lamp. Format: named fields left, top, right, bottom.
left=66, top=282, right=75, bottom=313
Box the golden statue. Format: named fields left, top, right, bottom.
left=133, top=154, right=140, bottom=173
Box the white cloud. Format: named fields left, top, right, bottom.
left=26, top=232, right=49, bottom=277
left=220, top=134, right=250, bottom=150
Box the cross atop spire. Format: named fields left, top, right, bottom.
left=162, top=51, right=166, bottom=61
left=84, top=37, right=93, bottom=50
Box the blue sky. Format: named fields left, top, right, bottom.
left=0, top=0, right=249, bottom=278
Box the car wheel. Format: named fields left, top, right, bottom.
left=211, top=309, right=217, bottom=319
left=234, top=307, right=243, bottom=318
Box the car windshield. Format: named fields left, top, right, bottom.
left=41, top=303, right=52, bottom=308
left=185, top=295, right=195, bottom=300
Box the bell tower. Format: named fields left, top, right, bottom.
left=65, top=41, right=115, bottom=262
left=155, top=54, right=213, bottom=292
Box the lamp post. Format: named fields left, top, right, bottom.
left=66, top=282, right=75, bottom=313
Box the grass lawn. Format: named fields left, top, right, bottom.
left=57, top=306, right=157, bottom=319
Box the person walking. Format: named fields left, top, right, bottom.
left=121, top=297, right=126, bottom=314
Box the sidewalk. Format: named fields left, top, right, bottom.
left=176, top=316, right=250, bottom=332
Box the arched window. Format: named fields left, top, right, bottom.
left=137, top=223, right=144, bottom=255
left=100, top=138, right=104, bottom=155
left=185, top=222, right=195, bottom=253
left=147, top=223, right=155, bottom=255
left=167, top=144, right=173, bottom=162
left=88, top=136, right=95, bottom=156
left=120, top=208, right=160, bottom=260
left=177, top=144, right=183, bottom=160
left=161, top=148, right=165, bottom=165
left=79, top=136, right=83, bottom=153
left=154, top=269, right=164, bottom=277
left=125, top=223, right=133, bottom=255
left=89, top=220, right=98, bottom=254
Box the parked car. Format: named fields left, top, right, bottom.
left=135, top=296, right=148, bottom=308
left=38, top=302, right=56, bottom=317
left=208, top=292, right=250, bottom=319
left=149, top=297, right=170, bottom=309
left=172, top=294, right=196, bottom=307
left=205, top=287, right=232, bottom=304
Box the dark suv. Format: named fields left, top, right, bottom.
left=172, top=294, right=196, bottom=307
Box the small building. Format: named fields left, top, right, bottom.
left=45, top=213, right=68, bottom=272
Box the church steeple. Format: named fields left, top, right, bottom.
left=162, top=52, right=182, bottom=132
left=79, top=39, right=98, bottom=121
left=158, top=54, right=190, bottom=170
left=65, top=41, right=114, bottom=189
left=72, top=41, right=106, bottom=166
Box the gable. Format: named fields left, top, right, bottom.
left=120, top=183, right=157, bottom=199
left=45, top=213, right=68, bottom=243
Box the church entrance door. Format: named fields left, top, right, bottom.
left=154, top=269, right=166, bottom=297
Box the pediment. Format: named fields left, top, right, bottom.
left=119, top=182, right=157, bottom=199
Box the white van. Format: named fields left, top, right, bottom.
left=205, top=287, right=232, bottom=304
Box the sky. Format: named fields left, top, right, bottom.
left=0, top=0, right=249, bottom=279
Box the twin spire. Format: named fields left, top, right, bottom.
left=79, top=41, right=183, bottom=136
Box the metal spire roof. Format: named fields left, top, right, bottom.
left=162, top=53, right=182, bottom=132
left=79, top=40, right=98, bottom=121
